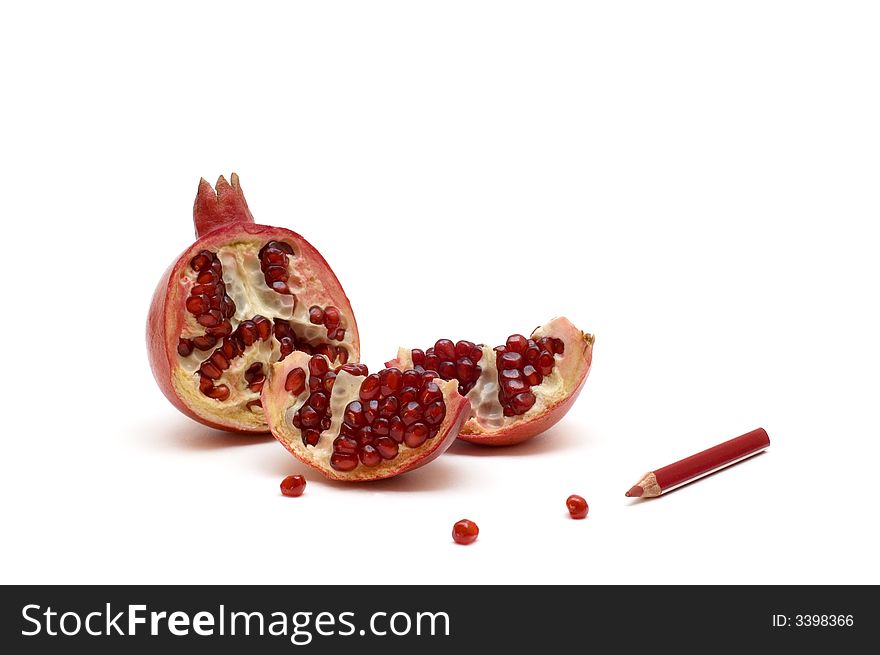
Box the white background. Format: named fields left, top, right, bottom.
left=1, top=1, right=878, bottom=585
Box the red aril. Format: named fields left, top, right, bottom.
left=452, top=519, right=479, bottom=545
left=147, top=174, right=359, bottom=433
left=387, top=317, right=593, bottom=446
left=566, top=494, right=589, bottom=519
left=263, top=354, right=470, bottom=481
left=280, top=475, right=307, bottom=497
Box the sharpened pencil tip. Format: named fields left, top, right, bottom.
left=625, top=485, right=643, bottom=498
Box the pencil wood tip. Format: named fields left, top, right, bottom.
left=625, top=485, right=643, bottom=498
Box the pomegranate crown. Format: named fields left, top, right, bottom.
left=193, top=173, right=255, bottom=238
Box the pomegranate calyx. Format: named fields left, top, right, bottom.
left=193, top=173, right=255, bottom=238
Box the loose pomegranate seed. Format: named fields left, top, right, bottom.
left=280, top=475, right=307, bottom=497
left=177, top=338, right=194, bottom=357
left=452, top=519, right=479, bottom=545
left=566, top=495, right=589, bottom=519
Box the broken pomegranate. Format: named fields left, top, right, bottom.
left=387, top=317, right=594, bottom=446
left=262, top=353, right=470, bottom=481
left=147, top=174, right=359, bottom=433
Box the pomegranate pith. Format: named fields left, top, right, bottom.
left=387, top=317, right=594, bottom=446
left=147, top=174, right=360, bottom=433
left=263, top=352, right=470, bottom=481
left=452, top=519, right=479, bottom=545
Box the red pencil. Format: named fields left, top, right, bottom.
left=625, top=427, right=770, bottom=498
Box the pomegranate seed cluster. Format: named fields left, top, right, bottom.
left=410, top=339, right=483, bottom=395
left=329, top=367, right=448, bottom=472
left=181, top=250, right=237, bottom=348
left=274, top=319, right=349, bottom=364
left=494, top=334, right=564, bottom=416
left=196, top=315, right=274, bottom=401
left=288, top=356, right=369, bottom=448
left=308, top=305, right=346, bottom=342
left=289, top=356, right=367, bottom=446
left=258, top=240, right=295, bottom=295
left=179, top=242, right=351, bottom=403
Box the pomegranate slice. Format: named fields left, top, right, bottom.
left=387, top=317, right=593, bottom=446
left=147, top=174, right=359, bottom=433
left=263, top=354, right=470, bottom=481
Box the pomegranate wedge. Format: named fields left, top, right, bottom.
left=388, top=317, right=593, bottom=446
left=264, top=354, right=469, bottom=481
left=147, top=174, right=359, bottom=433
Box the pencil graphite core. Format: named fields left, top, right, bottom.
left=625, top=485, right=643, bottom=498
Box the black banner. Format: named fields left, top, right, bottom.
left=1, top=585, right=874, bottom=652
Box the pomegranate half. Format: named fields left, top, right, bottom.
left=387, top=316, right=593, bottom=446
left=147, top=174, right=359, bottom=433
left=263, top=354, right=470, bottom=481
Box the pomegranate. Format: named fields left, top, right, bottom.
left=147, top=174, right=359, bottom=433
left=387, top=317, right=593, bottom=446
left=262, top=353, right=470, bottom=481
